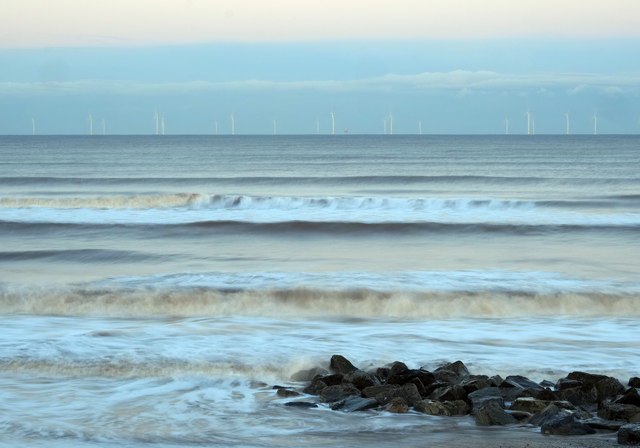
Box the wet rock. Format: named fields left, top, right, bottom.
left=330, top=355, right=358, bottom=375
left=475, top=401, right=518, bottom=426
left=598, top=401, right=640, bottom=422
left=460, top=375, right=493, bottom=394
left=387, top=369, right=435, bottom=390
left=557, top=383, right=598, bottom=406
left=376, top=383, right=422, bottom=407
left=362, top=384, right=399, bottom=399
left=343, top=370, right=377, bottom=390
left=540, top=412, right=596, bottom=436
left=276, top=388, right=301, bottom=398
left=415, top=399, right=469, bottom=416
left=507, top=410, right=533, bottom=421
left=617, top=389, right=640, bottom=407
left=320, top=383, right=360, bottom=403
left=629, top=378, right=640, bottom=388
left=385, top=397, right=409, bottom=413
left=430, top=384, right=468, bottom=403
left=583, top=418, right=626, bottom=431
left=504, top=375, right=543, bottom=391
left=388, top=361, right=409, bottom=377
left=530, top=404, right=563, bottom=427
left=468, top=387, right=504, bottom=410
left=284, top=401, right=318, bottom=408
left=330, top=396, right=379, bottom=412
left=556, top=378, right=583, bottom=391
left=291, top=367, right=329, bottom=382
left=566, top=372, right=625, bottom=403
left=434, top=361, right=469, bottom=384
left=303, top=379, right=327, bottom=395
left=316, top=373, right=343, bottom=387
left=509, top=397, right=552, bottom=414
left=618, top=423, right=640, bottom=445
left=250, top=381, right=268, bottom=388
left=540, top=380, right=556, bottom=389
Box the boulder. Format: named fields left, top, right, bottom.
left=331, top=396, right=379, bottom=412
left=629, top=378, right=640, bottom=388
left=556, top=378, right=583, bottom=391
left=557, top=384, right=598, bottom=406
left=291, top=367, right=329, bottom=382
left=388, top=361, right=409, bottom=377
left=276, top=388, right=301, bottom=398
left=617, top=389, right=640, bottom=407
left=385, top=397, right=409, bottom=413
left=415, top=399, right=469, bottom=416
left=320, top=384, right=360, bottom=403
left=597, top=401, right=640, bottom=422
left=375, top=383, right=422, bottom=407
left=343, top=370, right=377, bottom=390
left=468, top=387, right=505, bottom=410
left=582, top=418, right=626, bottom=431
left=362, top=384, right=400, bottom=399
left=507, top=410, right=533, bottom=421
left=530, top=404, right=562, bottom=427
left=504, top=375, right=543, bottom=391
left=474, top=401, right=518, bottom=426
left=316, top=373, right=343, bottom=387
left=539, top=380, right=555, bottom=389
left=566, top=372, right=625, bottom=403
left=618, top=423, right=640, bottom=445
left=434, top=361, right=469, bottom=384
left=430, top=385, right=468, bottom=403
left=330, top=355, right=358, bottom=375
left=509, top=397, right=551, bottom=414
left=284, top=401, right=318, bottom=408
left=460, top=375, right=493, bottom=394
left=540, top=412, right=596, bottom=436
left=387, top=369, right=435, bottom=389
left=303, top=379, right=327, bottom=395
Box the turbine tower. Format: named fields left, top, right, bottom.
left=526, top=111, right=532, bottom=135
left=505, top=117, right=509, bottom=135
left=31, top=117, right=36, bottom=136
left=593, top=113, right=598, bottom=135
left=418, top=120, right=422, bottom=135
left=565, top=113, right=570, bottom=135
left=231, top=113, right=236, bottom=135
left=330, top=112, right=335, bottom=135
left=388, top=113, right=394, bottom=135
left=273, top=119, right=277, bottom=135
left=88, top=114, right=93, bottom=136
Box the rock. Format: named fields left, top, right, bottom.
left=388, top=361, right=409, bottom=377
left=556, top=378, right=583, bottom=391
left=598, top=401, right=640, bottom=422
left=343, top=370, right=377, bottom=390
left=618, top=423, right=640, bottom=445
left=320, top=384, right=360, bottom=403
left=291, top=367, right=329, bottom=382
left=387, top=369, right=435, bottom=390
left=617, top=389, right=640, bottom=407
left=566, top=372, right=625, bottom=403
left=316, top=373, right=343, bottom=387
left=629, top=378, right=640, bottom=388
left=582, top=418, right=626, bottom=431
left=434, top=361, right=469, bottom=384
left=504, top=375, right=543, bottom=391
left=415, top=399, right=469, bottom=416
left=376, top=383, right=422, bottom=407
left=557, top=384, right=598, bottom=406
left=468, top=387, right=505, bottom=410
left=362, top=384, right=399, bottom=399
left=276, top=388, right=301, bottom=398
left=540, top=411, right=596, bottom=436
left=530, top=404, right=562, bottom=427
left=507, top=410, right=533, bottom=421
left=303, top=379, right=327, bottom=395
left=474, top=401, right=518, bottom=426
left=430, top=385, right=468, bottom=403
left=330, top=396, right=379, bottom=412
left=509, top=397, right=551, bottom=414
left=540, top=380, right=555, bottom=389
left=330, top=355, right=358, bottom=375
left=385, top=397, right=409, bottom=413
left=460, top=375, right=493, bottom=393
left=284, top=401, right=318, bottom=408
left=375, top=367, right=391, bottom=382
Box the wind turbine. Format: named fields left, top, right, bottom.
left=593, top=112, right=598, bottom=135
left=231, top=113, right=236, bottom=135
left=565, top=113, right=570, bottom=135
left=88, top=114, right=93, bottom=136
left=330, top=112, right=335, bottom=135
left=418, top=120, right=423, bottom=135
left=388, top=113, right=394, bottom=135
left=214, top=120, right=218, bottom=135
left=31, top=117, right=36, bottom=136
left=273, top=119, right=277, bottom=135
left=526, top=111, right=532, bottom=135
left=505, top=117, right=509, bottom=135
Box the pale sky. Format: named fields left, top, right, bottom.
left=1, top=0, right=639, bottom=134
left=3, top=0, right=640, bottom=47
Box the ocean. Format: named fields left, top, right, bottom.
left=0, top=134, right=638, bottom=447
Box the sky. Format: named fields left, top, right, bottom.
left=1, top=0, right=639, bottom=134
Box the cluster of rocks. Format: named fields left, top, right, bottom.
left=276, top=355, right=640, bottom=445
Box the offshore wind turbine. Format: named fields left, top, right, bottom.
left=231, top=113, right=236, bottom=135
left=388, top=113, right=394, bottom=135
left=593, top=113, right=598, bottom=135
left=565, top=113, right=570, bottom=135
left=31, top=117, right=36, bottom=136
left=214, top=120, right=218, bottom=135
left=88, top=114, right=93, bottom=136
left=418, top=120, right=423, bottom=135
left=526, top=111, right=532, bottom=135
left=505, top=117, right=509, bottom=135
left=330, top=112, right=335, bottom=135
left=273, top=119, right=277, bottom=135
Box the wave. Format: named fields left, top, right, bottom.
left=1, top=271, right=639, bottom=319
left=0, top=249, right=155, bottom=263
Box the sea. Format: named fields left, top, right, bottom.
left=0, top=134, right=638, bottom=447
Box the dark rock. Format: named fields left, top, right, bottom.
left=460, top=375, right=492, bottom=394
left=250, top=381, right=268, bottom=388
left=430, top=384, right=468, bottom=403
left=475, top=401, right=518, bottom=426
left=316, top=374, right=343, bottom=387
left=509, top=397, right=551, bottom=414
left=617, top=389, right=640, bottom=407
left=468, top=387, right=505, bottom=410
left=507, top=410, right=533, bottom=421
left=566, top=372, right=625, bottom=403
left=556, top=378, right=583, bottom=391
left=272, top=385, right=287, bottom=390
left=343, top=370, right=377, bottom=390
left=375, top=383, right=422, bottom=407
left=284, top=401, right=318, bottom=408
left=434, top=368, right=459, bottom=385
left=330, top=396, right=379, bottom=412
left=629, top=378, right=640, bottom=388
left=388, top=361, right=409, bottom=377
left=598, top=401, right=640, bottom=422
left=618, top=423, right=640, bottom=445
left=504, top=375, right=543, bottom=391
left=303, top=379, right=327, bottom=395
left=423, top=381, right=450, bottom=397
left=415, top=399, right=469, bottom=416
left=541, top=412, right=596, bottom=436
left=583, top=418, right=626, bottom=431
left=489, top=375, right=504, bottom=387
left=530, top=404, right=562, bottom=427
left=320, top=384, right=360, bottom=403
left=567, top=371, right=609, bottom=384
left=557, top=384, right=598, bottom=406
left=434, top=360, right=469, bottom=384
left=362, top=384, right=399, bottom=399
left=387, top=369, right=435, bottom=389
left=540, top=380, right=555, bottom=389
left=276, top=388, right=301, bottom=398
left=330, top=355, right=358, bottom=375
left=291, top=367, right=329, bottom=382
left=375, top=367, right=391, bottom=382
left=385, top=397, right=409, bottom=413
